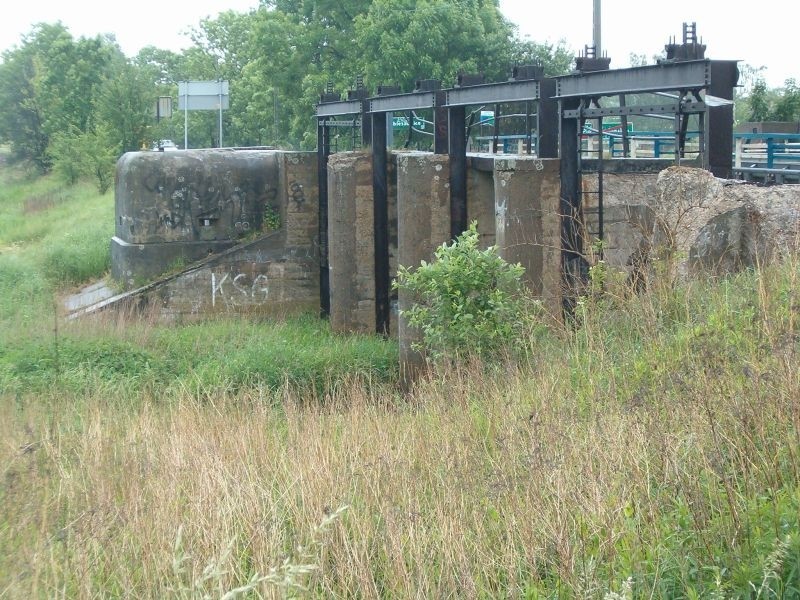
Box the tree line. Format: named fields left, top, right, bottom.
left=0, top=0, right=571, bottom=191
left=1, top=0, right=796, bottom=193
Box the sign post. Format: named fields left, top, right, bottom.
left=178, top=80, right=230, bottom=149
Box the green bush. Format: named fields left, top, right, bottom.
left=394, top=222, right=533, bottom=361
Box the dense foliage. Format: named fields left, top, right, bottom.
left=0, top=1, right=574, bottom=178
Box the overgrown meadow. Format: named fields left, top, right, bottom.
left=1, top=152, right=799, bottom=597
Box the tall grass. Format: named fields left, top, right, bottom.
left=1, top=152, right=798, bottom=596
left=0, top=158, right=113, bottom=343
left=0, top=157, right=398, bottom=399
left=1, top=255, right=798, bottom=597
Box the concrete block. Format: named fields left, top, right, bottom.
left=494, top=157, right=561, bottom=319
left=396, top=152, right=451, bottom=378
left=328, top=152, right=375, bottom=334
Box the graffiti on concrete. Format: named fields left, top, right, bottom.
left=140, top=171, right=278, bottom=238
left=211, top=271, right=269, bottom=307
left=289, top=181, right=306, bottom=207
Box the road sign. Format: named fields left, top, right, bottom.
left=178, top=81, right=230, bottom=110
left=392, top=116, right=427, bottom=130
left=178, top=80, right=230, bottom=149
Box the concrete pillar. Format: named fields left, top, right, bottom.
left=327, top=152, right=375, bottom=333
left=396, top=152, right=451, bottom=379
left=494, top=157, right=562, bottom=321
left=466, top=156, right=497, bottom=249
left=279, top=152, right=318, bottom=252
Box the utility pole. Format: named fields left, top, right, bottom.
left=593, top=0, right=602, bottom=55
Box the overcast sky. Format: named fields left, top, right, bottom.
left=0, top=0, right=797, bottom=88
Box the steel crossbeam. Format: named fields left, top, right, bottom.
left=563, top=101, right=707, bottom=119
left=444, top=80, right=540, bottom=107
left=368, top=92, right=436, bottom=113
left=556, top=60, right=711, bottom=98
left=316, top=100, right=362, bottom=117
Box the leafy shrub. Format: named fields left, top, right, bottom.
left=394, top=222, right=533, bottom=361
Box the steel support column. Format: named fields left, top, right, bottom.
left=707, top=60, right=738, bottom=178
left=317, top=118, right=331, bottom=317
left=493, top=103, right=501, bottom=153
left=619, top=94, right=630, bottom=157
left=560, top=98, right=585, bottom=315
left=448, top=106, right=467, bottom=238
left=538, top=78, right=559, bottom=158
left=361, top=100, right=372, bottom=148
left=434, top=91, right=448, bottom=154
left=371, top=111, right=390, bottom=336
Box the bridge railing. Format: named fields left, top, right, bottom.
left=733, top=133, right=800, bottom=169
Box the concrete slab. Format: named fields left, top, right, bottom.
left=64, top=281, right=116, bottom=313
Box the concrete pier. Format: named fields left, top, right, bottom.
left=327, top=152, right=376, bottom=333
left=494, top=157, right=562, bottom=320
left=396, top=152, right=451, bottom=377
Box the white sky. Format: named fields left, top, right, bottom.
left=0, top=1, right=797, bottom=88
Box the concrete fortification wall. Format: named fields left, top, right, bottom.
left=105, top=149, right=319, bottom=321
left=104, top=145, right=800, bottom=368
left=113, top=149, right=284, bottom=286
left=494, top=157, right=562, bottom=319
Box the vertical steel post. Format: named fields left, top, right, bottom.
left=493, top=103, right=501, bottom=153
left=184, top=81, right=189, bottom=150
left=619, top=94, right=630, bottom=157
left=597, top=116, right=604, bottom=258
left=674, top=111, right=682, bottom=165
left=218, top=80, right=224, bottom=148
left=525, top=101, right=532, bottom=154
left=707, top=60, right=738, bottom=178
left=434, top=91, right=448, bottom=154
left=593, top=0, right=602, bottom=56
left=537, top=79, right=559, bottom=158
left=317, top=118, right=331, bottom=318
left=361, top=100, right=372, bottom=149
left=560, top=98, right=584, bottom=315
left=448, top=106, right=467, bottom=238
left=371, top=111, right=390, bottom=336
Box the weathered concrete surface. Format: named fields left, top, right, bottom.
left=396, top=152, right=451, bottom=377
left=494, top=157, right=562, bottom=319
left=64, top=281, right=115, bottom=313
left=280, top=152, right=320, bottom=250
left=141, top=232, right=317, bottom=319
left=655, top=167, right=800, bottom=277
left=326, top=151, right=399, bottom=335
left=467, top=155, right=497, bottom=248
left=584, top=167, right=800, bottom=279
left=74, top=231, right=319, bottom=321
left=582, top=172, right=658, bottom=269
left=328, top=152, right=375, bottom=333
left=93, top=149, right=320, bottom=321
left=112, top=150, right=309, bottom=287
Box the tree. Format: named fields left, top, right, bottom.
left=741, top=78, right=800, bottom=123
left=773, top=79, right=800, bottom=122
left=748, top=80, right=771, bottom=122
left=354, top=0, right=515, bottom=90
left=0, top=23, right=122, bottom=169
left=50, top=125, right=119, bottom=193
left=510, top=39, right=573, bottom=77
left=95, top=59, right=156, bottom=153
left=0, top=24, right=68, bottom=169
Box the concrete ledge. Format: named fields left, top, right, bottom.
left=111, top=236, right=236, bottom=288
